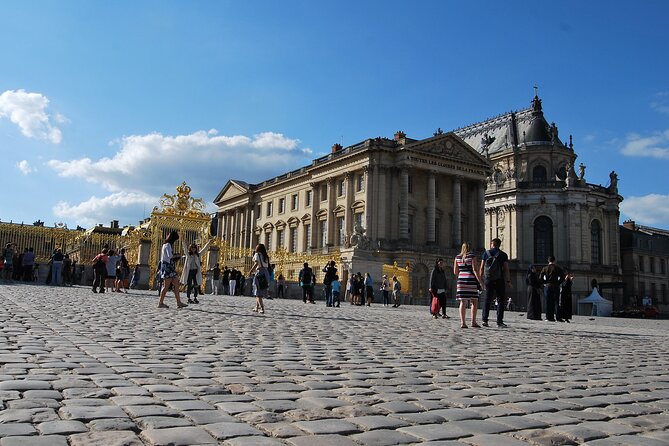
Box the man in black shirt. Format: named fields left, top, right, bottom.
left=540, top=256, right=564, bottom=322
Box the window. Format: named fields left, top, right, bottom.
left=291, top=194, right=299, bottom=211
left=533, top=165, right=547, bottom=182
left=337, top=216, right=345, bottom=245
left=534, top=216, right=553, bottom=264
left=277, top=229, right=285, bottom=248
left=408, top=175, right=413, bottom=194
left=337, top=179, right=345, bottom=197
left=639, top=256, right=644, bottom=272
left=661, top=259, right=666, bottom=275
left=649, top=257, right=655, bottom=274
left=279, top=198, right=286, bottom=214
left=591, top=220, right=602, bottom=265
left=662, top=284, right=667, bottom=304
left=320, top=220, right=327, bottom=247
left=265, top=231, right=273, bottom=251
left=306, top=190, right=312, bottom=207
left=408, top=214, right=414, bottom=243
left=435, top=218, right=441, bottom=245
left=356, top=174, right=364, bottom=192
left=266, top=201, right=273, bottom=217
left=305, top=223, right=311, bottom=249
left=290, top=227, right=298, bottom=253
left=320, top=184, right=327, bottom=201
left=257, top=203, right=262, bottom=217
left=354, top=212, right=363, bottom=229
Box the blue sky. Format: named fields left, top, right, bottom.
left=1, top=1, right=668, bottom=229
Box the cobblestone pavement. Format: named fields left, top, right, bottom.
left=1, top=283, right=668, bottom=446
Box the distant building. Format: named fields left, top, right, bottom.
left=620, top=220, right=669, bottom=313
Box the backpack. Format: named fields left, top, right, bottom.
left=484, top=250, right=502, bottom=281
left=301, top=267, right=312, bottom=286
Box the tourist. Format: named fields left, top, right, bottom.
left=180, top=239, right=212, bottom=304
left=209, top=263, right=221, bottom=295
left=352, top=272, right=364, bottom=306
left=22, top=247, right=35, bottom=282
left=62, top=253, right=73, bottom=286
left=267, top=263, right=276, bottom=299
left=430, top=258, right=450, bottom=319
left=71, top=260, right=78, bottom=285
left=559, top=270, right=574, bottom=323
left=115, top=248, right=130, bottom=293
left=453, top=243, right=482, bottom=328
left=525, top=265, right=542, bottom=320
left=228, top=268, right=238, bottom=296
left=331, top=274, right=341, bottom=307
left=33, top=263, right=40, bottom=282
left=2, top=243, right=15, bottom=282
left=322, top=260, right=337, bottom=307
left=92, top=248, right=109, bottom=293
left=540, top=256, right=564, bottom=322
left=276, top=273, right=285, bottom=298
left=249, top=243, right=270, bottom=314
left=158, top=231, right=187, bottom=309
left=346, top=274, right=355, bottom=304
left=50, top=248, right=64, bottom=286
left=222, top=266, right=230, bottom=295
left=380, top=274, right=391, bottom=307
left=130, top=265, right=140, bottom=289
left=391, top=275, right=402, bottom=307
left=299, top=262, right=315, bottom=303
left=479, top=238, right=512, bottom=327
left=364, top=272, right=374, bottom=306
left=13, top=249, right=23, bottom=281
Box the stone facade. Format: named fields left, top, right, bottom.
left=455, top=95, right=624, bottom=309
left=214, top=132, right=490, bottom=303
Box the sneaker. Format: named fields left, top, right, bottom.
left=497, top=322, right=508, bottom=328
left=471, top=322, right=481, bottom=328
left=177, top=302, right=188, bottom=308
left=482, top=321, right=489, bottom=327
left=187, top=298, right=194, bottom=304
left=158, top=303, right=169, bottom=309
left=252, top=308, right=258, bottom=312
left=442, top=314, right=449, bottom=319
left=259, top=309, right=264, bottom=314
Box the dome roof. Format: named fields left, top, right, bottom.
left=524, top=96, right=552, bottom=143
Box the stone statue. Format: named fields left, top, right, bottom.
left=349, top=225, right=371, bottom=250
left=481, top=133, right=496, bottom=149
left=579, top=163, right=585, bottom=180
left=609, top=171, right=618, bottom=193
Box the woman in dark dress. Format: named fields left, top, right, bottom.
left=526, top=265, right=543, bottom=320
left=559, top=271, right=573, bottom=322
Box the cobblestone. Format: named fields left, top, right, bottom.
left=1, top=284, right=668, bottom=445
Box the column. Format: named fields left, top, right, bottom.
left=245, top=205, right=253, bottom=249
left=477, top=180, right=486, bottom=251
left=377, top=167, right=387, bottom=240
left=399, top=167, right=409, bottom=241
left=310, top=182, right=319, bottom=248
left=453, top=176, right=462, bottom=247
left=345, top=173, right=354, bottom=235
left=427, top=171, right=436, bottom=244
left=365, top=164, right=375, bottom=240
left=327, top=178, right=336, bottom=246
left=217, top=211, right=224, bottom=239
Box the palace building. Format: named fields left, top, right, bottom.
left=214, top=131, right=490, bottom=302
left=214, top=95, right=625, bottom=308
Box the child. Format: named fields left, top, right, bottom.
left=330, top=275, right=341, bottom=308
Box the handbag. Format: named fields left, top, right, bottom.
left=256, top=271, right=269, bottom=290
left=430, top=293, right=441, bottom=315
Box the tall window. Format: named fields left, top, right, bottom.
left=320, top=220, right=327, bottom=247
left=304, top=223, right=311, bottom=249
left=266, top=201, right=273, bottom=217
left=649, top=257, right=655, bottom=273
left=356, top=174, right=364, bottom=192
left=533, top=165, right=547, bottom=182
left=290, top=227, right=298, bottom=253
left=291, top=194, right=299, bottom=211
left=265, top=232, right=273, bottom=251
left=639, top=256, right=644, bottom=272
left=408, top=176, right=413, bottom=194
left=591, top=220, right=602, bottom=265
left=534, top=216, right=553, bottom=263
left=337, top=216, right=345, bottom=245
left=279, top=198, right=286, bottom=214
left=661, top=259, right=666, bottom=275
left=408, top=214, right=414, bottom=243
left=306, top=190, right=312, bottom=207
left=354, top=212, right=363, bottom=229
left=277, top=229, right=285, bottom=248
left=320, top=184, right=327, bottom=201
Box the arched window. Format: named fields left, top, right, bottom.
left=591, top=220, right=602, bottom=264
left=534, top=216, right=553, bottom=263
left=533, top=165, right=547, bottom=182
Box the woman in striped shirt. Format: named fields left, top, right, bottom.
left=453, top=242, right=483, bottom=328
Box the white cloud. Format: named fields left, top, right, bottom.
left=48, top=129, right=309, bottom=194
left=47, top=129, right=312, bottom=227
left=0, top=89, right=64, bottom=144
left=53, top=191, right=158, bottom=227
left=16, top=160, right=34, bottom=175
left=620, top=130, right=669, bottom=160
left=651, top=91, right=669, bottom=115
left=621, top=194, right=669, bottom=227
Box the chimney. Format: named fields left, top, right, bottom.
left=331, top=143, right=342, bottom=153
left=394, top=130, right=406, bottom=142
left=111, top=220, right=119, bottom=229
left=623, top=220, right=636, bottom=230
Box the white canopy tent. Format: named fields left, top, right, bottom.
left=577, top=287, right=613, bottom=317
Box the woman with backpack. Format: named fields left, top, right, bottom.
left=453, top=242, right=482, bottom=328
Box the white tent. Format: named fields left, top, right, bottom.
left=577, top=287, right=613, bottom=317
